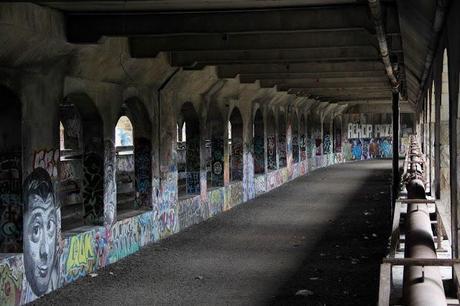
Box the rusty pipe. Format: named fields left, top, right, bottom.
left=368, top=0, right=399, bottom=92
left=403, top=137, right=446, bottom=306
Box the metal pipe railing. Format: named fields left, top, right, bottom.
left=402, top=136, right=446, bottom=306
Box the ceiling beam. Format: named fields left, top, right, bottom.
left=170, top=46, right=384, bottom=66
left=65, top=5, right=379, bottom=43
left=129, top=29, right=376, bottom=57
left=217, top=61, right=386, bottom=78
left=238, top=71, right=388, bottom=80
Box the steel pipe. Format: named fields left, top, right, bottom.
left=403, top=136, right=446, bottom=306
left=368, top=0, right=399, bottom=92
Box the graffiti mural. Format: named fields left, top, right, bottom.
left=104, top=140, right=117, bottom=226
left=61, top=231, right=96, bottom=284
left=22, top=168, right=59, bottom=303
left=82, top=152, right=103, bottom=224
left=138, top=212, right=158, bottom=247
left=0, top=153, right=22, bottom=253
left=178, top=195, right=202, bottom=230
left=210, top=137, right=224, bottom=187
left=323, top=134, right=332, bottom=154
left=0, top=255, right=23, bottom=306
left=109, top=218, right=140, bottom=264
left=159, top=171, right=178, bottom=237
left=134, top=138, right=152, bottom=208
left=254, top=175, right=266, bottom=196
left=208, top=188, right=224, bottom=218
left=267, top=136, right=276, bottom=170
left=33, top=149, right=59, bottom=178
left=231, top=137, right=243, bottom=181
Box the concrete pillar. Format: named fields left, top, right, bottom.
left=439, top=50, right=451, bottom=219
left=447, top=2, right=460, bottom=256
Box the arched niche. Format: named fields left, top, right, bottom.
left=59, top=93, right=103, bottom=229
left=229, top=107, right=243, bottom=181
left=115, top=98, right=153, bottom=218
left=178, top=102, right=200, bottom=197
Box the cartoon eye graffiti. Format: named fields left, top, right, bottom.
left=47, top=219, right=56, bottom=236
left=32, top=223, right=41, bottom=243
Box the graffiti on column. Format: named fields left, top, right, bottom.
left=300, top=135, right=306, bottom=160
left=0, top=153, right=22, bottom=253
left=33, top=149, right=59, bottom=178
left=267, top=136, right=276, bottom=170
left=253, top=135, right=264, bottom=173
left=103, top=140, right=116, bottom=226
left=211, top=137, right=224, bottom=186
left=22, top=168, right=59, bottom=303
left=134, top=138, right=152, bottom=208
left=82, top=152, right=103, bottom=224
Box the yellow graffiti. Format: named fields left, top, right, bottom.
left=0, top=263, right=22, bottom=306
left=65, top=233, right=96, bottom=281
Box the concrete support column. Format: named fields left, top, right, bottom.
left=392, top=91, right=400, bottom=203
left=263, top=107, right=269, bottom=173
left=242, top=106, right=255, bottom=201
left=439, top=51, right=451, bottom=222
left=447, top=2, right=460, bottom=256
left=199, top=111, right=208, bottom=213
left=320, top=113, right=324, bottom=155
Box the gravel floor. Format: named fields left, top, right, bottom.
left=32, top=160, right=392, bottom=306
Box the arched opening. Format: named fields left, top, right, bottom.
left=178, top=102, right=200, bottom=197
left=0, top=86, right=22, bottom=253
left=206, top=110, right=224, bottom=188
left=59, top=94, right=103, bottom=230
left=267, top=109, right=277, bottom=171
left=292, top=113, right=300, bottom=163
left=115, top=115, right=135, bottom=217
left=116, top=99, right=153, bottom=219
left=229, top=108, right=243, bottom=181
left=253, top=109, right=265, bottom=174
left=278, top=110, right=287, bottom=167
left=300, top=114, right=306, bottom=161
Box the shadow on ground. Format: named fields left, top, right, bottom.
left=32, top=160, right=392, bottom=306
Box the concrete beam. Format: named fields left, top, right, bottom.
left=238, top=71, right=388, bottom=80
left=170, top=46, right=384, bottom=66
left=64, top=5, right=386, bottom=43
left=217, top=61, right=386, bottom=78
left=129, top=29, right=376, bottom=57
left=249, top=76, right=390, bottom=86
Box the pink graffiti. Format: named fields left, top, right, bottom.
left=33, top=149, right=59, bottom=178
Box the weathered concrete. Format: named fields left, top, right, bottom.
left=32, top=160, right=391, bottom=306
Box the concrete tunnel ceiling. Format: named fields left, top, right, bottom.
left=33, top=0, right=442, bottom=107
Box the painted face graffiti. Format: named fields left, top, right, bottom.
left=23, top=168, right=57, bottom=297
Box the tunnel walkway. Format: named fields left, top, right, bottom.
left=33, top=160, right=391, bottom=306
